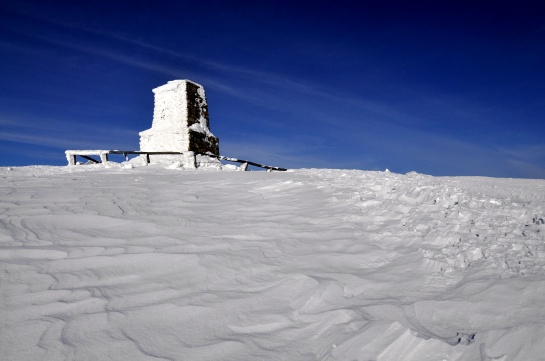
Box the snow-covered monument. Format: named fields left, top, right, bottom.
left=65, top=80, right=286, bottom=170
left=139, top=79, right=219, bottom=165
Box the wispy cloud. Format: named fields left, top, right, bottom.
left=498, top=144, right=545, bottom=160
left=504, top=158, right=545, bottom=179
left=6, top=10, right=399, bottom=121
left=7, top=7, right=452, bottom=143
left=5, top=6, right=542, bottom=177
left=0, top=115, right=138, bottom=150
left=0, top=130, right=136, bottom=149
left=498, top=144, right=545, bottom=179
left=19, top=13, right=314, bottom=92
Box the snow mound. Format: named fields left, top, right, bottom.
left=1, top=166, right=544, bottom=360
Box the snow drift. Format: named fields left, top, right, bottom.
left=1, top=164, right=544, bottom=360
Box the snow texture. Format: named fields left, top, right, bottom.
left=1, top=165, right=545, bottom=361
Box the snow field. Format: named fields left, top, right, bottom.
left=1, top=165, right=544, bottom=360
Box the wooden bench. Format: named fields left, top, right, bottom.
left=65, top=150, right=111, bottom=165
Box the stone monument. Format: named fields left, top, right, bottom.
left=139, top=80, right=219, bottom=166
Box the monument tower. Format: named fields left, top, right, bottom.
left=139, top=80, right=219, bottom=164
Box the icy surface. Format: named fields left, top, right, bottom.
left=1, top=165, right=545, bottom=360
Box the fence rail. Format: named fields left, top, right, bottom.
left=65, top=150, right=287, bottom=171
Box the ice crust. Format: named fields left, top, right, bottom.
left=1, top=166, right=544, bottom=360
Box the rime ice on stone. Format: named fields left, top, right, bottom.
left=139, top=80, right=219, bottom=164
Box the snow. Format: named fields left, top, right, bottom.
left=1, top=164, right=544, bottom=360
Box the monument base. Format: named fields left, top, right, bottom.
left=128, top=152, right=222, bottom=169
left=127, top=152, right=195, bottom=168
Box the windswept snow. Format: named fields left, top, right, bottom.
left=1, top=165, right=544, bottom=360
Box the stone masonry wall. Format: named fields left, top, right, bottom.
left=139, top=80, right=219, bottom=156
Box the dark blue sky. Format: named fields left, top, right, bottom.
left=1, top=1, right=544, bottom=178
